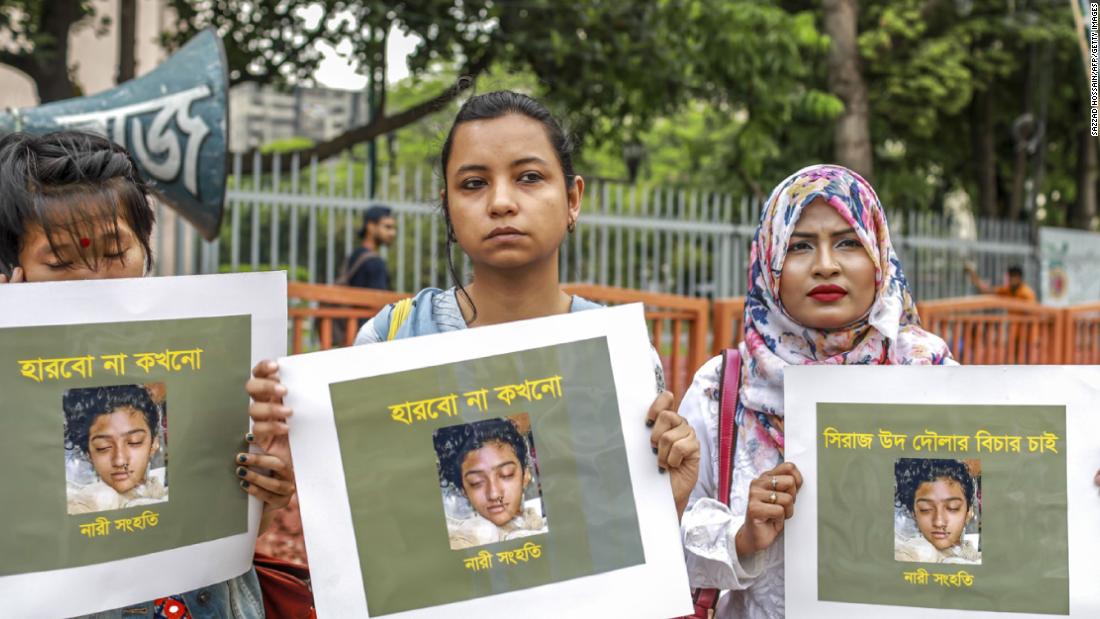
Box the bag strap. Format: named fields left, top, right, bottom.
left=716, top=348, right=741, bottom=506
left=386, top=298, right=414, bottom=341
left=687, top=348, right=742, bottom=618
left=335, top=249, right=377, bottom=286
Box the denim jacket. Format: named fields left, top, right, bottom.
left=74, top=567, right=264, bottom=619
left=354, top=287, right=603, bottom=344
left=353, top=287, right=665, bottom=391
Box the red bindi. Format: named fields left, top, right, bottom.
left=79, top=237, right=91, bottom=248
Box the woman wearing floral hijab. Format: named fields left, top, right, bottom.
left=677, top=164, right=953, bottom=618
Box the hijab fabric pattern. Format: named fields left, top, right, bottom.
left=738, top=164, right=953, bottom=466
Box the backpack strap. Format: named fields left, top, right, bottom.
left=386, top=298, right=414, bottom=341
left=687, top=348, right=741, bottom=618
left=335, top=249, right=377, bottom=286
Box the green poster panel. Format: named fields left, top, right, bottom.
left=329, top=337, right=645, bottom=616
left=816, top=403, right=1068, bottom=615
left=0, top=315, right=251, bottom=575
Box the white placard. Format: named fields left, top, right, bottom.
left=784, top=365, right=1100, bottom=618
left=0, top=272, right=287, bottom=617
left=281, top=303, right=692, bottom=618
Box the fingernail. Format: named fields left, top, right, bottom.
left=663, top=390, right=673, bottom=399
left=652, top=446, right=658, bottom=455
left=237, top=454, right=247, bottom=464
left=267, top=360, right=278, bottom=370
left=245, top=432, right=254, bottom=443
left=279, top=406, right=293, bottom=416
left=240, top=480, right=250, bottom=488
left=645, top=419, right=655, bottom=428
left=236, top=467, right=247, bottom=477
left=658, top=467, right=666, bottom=474
left=275, top=385, right=288, bottom=395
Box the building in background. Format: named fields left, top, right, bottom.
left=228, top=82, right=367, bottom=152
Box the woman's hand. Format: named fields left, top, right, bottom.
left=646, top=390, right=700, bottom=520
left=0, top=266, right=25, bottom=283
left=734, top=461, right=803, bottom=557
left=240, top=360, right=296, bottom=532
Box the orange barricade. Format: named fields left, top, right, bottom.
left=287, top=282, right=408, bottom=353
left=562, top=284, right=709, bottom=398
left=1064, top=301, right=1100, bottom=364
left=711, top=297, right=746, bottom=356
left=916, top=296, right=1064, bottom=365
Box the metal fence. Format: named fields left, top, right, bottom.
left=155, top=153, right=1038, bottom=302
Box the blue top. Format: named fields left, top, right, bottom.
left=354, top=287, right=666, bottom=392
left=355, top=287, right=603, bottom=344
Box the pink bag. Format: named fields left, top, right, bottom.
left=676, top=348, right=740, bottom=619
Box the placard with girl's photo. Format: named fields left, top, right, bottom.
left=280, top=303, right=693, bottom=618
left=0, top=271, right=286, bottom=617
left=783, top=365, right=1100, bottom=618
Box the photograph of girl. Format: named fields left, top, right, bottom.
left=63, top=383, right=169, bottom=515
left=432, top=414, right=548, bottom=550
left=894, top=457, right=982, bottom=564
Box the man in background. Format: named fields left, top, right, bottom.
left=964, top=262, right=1037, bottom=302
left=339, top=205, right=396, bottom=290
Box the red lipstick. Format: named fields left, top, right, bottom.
left=808, top=284, right=847, bottom=302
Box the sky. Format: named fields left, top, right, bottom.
left=308, top=19, right=420, bottom=90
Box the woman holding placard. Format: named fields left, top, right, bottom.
left=676, top=164, right=955, bottom=618
left=0, top=131, right=293, bottom=617
left=248, top=90, right=700, bottom=520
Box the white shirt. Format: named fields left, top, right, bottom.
left=679, top=355, right=785, bottom=619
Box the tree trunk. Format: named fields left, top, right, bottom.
left=117, top=0, right=138, bottom=84
left=31, top=0, right=82, bottom=101
left=1007, top=136, right=1028, bottom=221
left=972, top=89, right=998, bottom=217
left=1070, top=127, right=1098, bottom=229
left=823, top=0, right=873, bottom=179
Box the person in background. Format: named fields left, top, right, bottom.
left=339, top=205, right=397, bottom=290
left=964, top=262, right=1036, bottom=302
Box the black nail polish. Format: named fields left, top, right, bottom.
left=240, top=480, right=250, bottom=488
left=245, top=432, right=254, bottom=443
left=658, top=467, right=666, bottom=474
left=645, top=419, right=655, bottom=428
left=236, top=467, right=247, bottom=477
left=237, top=454, right=247, bottom=464
left=652, top=446, right=658, bottom=454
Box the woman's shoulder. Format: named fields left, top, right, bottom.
left=355, top=287, right=453, bottom=344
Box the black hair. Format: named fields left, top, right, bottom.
left=0, top=131, right=155, bottom=274
left=360, top=205, right=394, bottom=239
left=894, top=458, right=976, bottom=513
left=437, top=90, right=577, bottom=320
left=433, top=417, right=529, bottom=493
left=1007, top=265, right=1023, bottom=277
left=62, top=384, right=160, bottom=456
